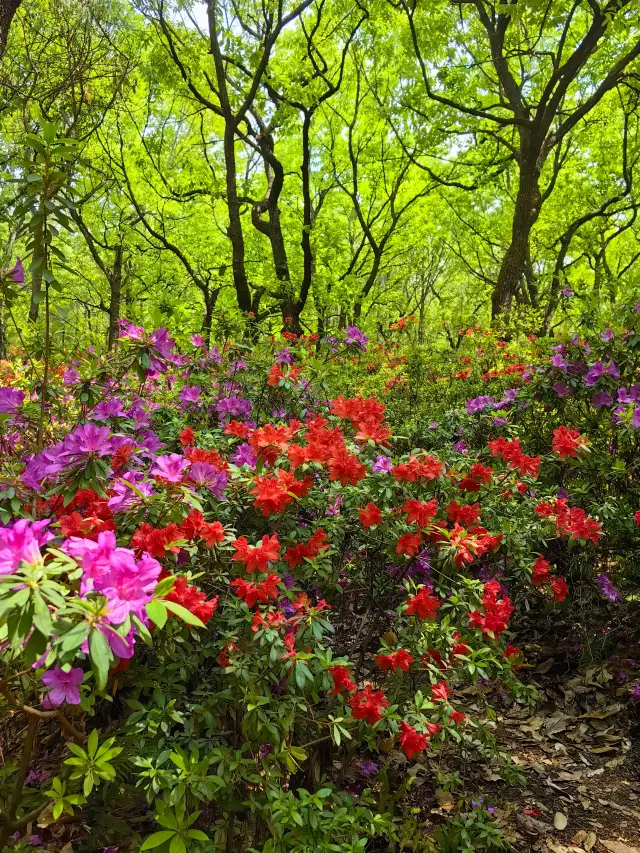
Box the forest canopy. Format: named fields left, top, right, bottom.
left=1, top=0, right=640, bottom=346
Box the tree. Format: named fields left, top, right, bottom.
left=394, top=0, right=640, bottom=318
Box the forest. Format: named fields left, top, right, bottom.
left=1, top=1, right=640, bottom=853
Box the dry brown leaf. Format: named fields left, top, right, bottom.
left=554, top=812, right=568, bottom=830
left=601, top=842, right=640, bottom=853
left=434, top=789, right=455, bottom=811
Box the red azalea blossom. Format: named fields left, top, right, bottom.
left=359, top=502, right=382, bottom=528
left=469, top=580, right=513, bottom=636
left=634, top=510, right=640, bottom=526
left=375, top=648, right=414, bottom=673
left=396, top=531, right=422, bottom=556
left=550, top=576, right=569, bottom=602
left=531, top=556, right=551, bottom=586
left=431, top=680, right=451, bottom=701
left=399, top=721, right=428, bottom=759
left=349, top=685, right=389, bottom=725
left=406, top=587, right=440, bottom=619
left=231, top=533, right=281, bottom=573
left=552, top=425, right=589, bottom=458
left=450, top=709, right=465, bottom=725
left=328, top=665, right=357, bottom=695
left=283, top=528, right=329, bottom=568
left=402, top=498, right=437, bottom=528
left=231, top=573, right=281, bottom=608
left=165, top=576, right=218, bottom=623
left=328, top=445, right=367, bottom=486
left=179, top=427, right=194, bottom=447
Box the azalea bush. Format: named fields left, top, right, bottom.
left=0, top=317, right=633, bottom=853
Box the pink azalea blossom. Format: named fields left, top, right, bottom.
left=150, top=453, right=190, bottom=482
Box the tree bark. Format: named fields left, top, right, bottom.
left=492, top=157, right=541, bottom=318
left=0, top=0, right=22, bottom=59
left=28, top=219, right=44, bottom=323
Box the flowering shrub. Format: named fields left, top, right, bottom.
left=0, top=319, right=628, bottom=852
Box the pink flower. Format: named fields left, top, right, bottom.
left=150, top=453, right=190, bottom=482
left=0, top=519, right=53, bottom=575
left=41, top=666, right=83, bottom=707
left=191, top=333, right=206, bottom=347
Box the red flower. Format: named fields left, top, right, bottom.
left=635, top=510, right=640, bottom=526
left=231, top=573, right=281, bottom=608
left=225, top=420, right=252, bottom=439
left=552, top=425, right=589, bottom=458
left=328, top=446, right=367, bottom=486
left=375, top=649, right=414, bottom=673
left=402, top=498, right=437, bottom=528
left=431, top=680, right=451, bottom=701
left=328, top=665, right=357, bottom=695
left=165, top=576, right=218, bottom=623
left=392, top=454, right=443, bottom=483
left=450, top=709, right=465, bottom=725
left=550, top=576, right=568, bottom=602
left=445, top=500, right=481, bottom=526
left=283, top=529, right=329, bottom=568
left=504, top=645, right=522, bottom=662
left=396, top=532, right=422, bottom=556
left=359, top=502, right=382, bottom=529
left=531, top=556, right=550, bottom=586
left=469, top=581, right=513, bottom=636
left=349, top=685, right=389, bottom=725
left=201, top=520, right=225, bottom=546
left=399, top=721, right=428, bottom=759
left=406, top=587, right=440, bottom=619
left=179, top=427, right=194, bottom=447
left=231, top=533, right=281, bottom=573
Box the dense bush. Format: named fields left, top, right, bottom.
left=1, top=313, right=638, bottom=853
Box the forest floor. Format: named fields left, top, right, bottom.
left=457, top=607, right=640, bottom=853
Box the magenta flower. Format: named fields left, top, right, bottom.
left=345, top=326, right=368, bottom=351
left=41, top=666, right=83, bottom=707
left=107, top=471, right=154, bottom=512
left=6, top=258, right=25, bottom=285
left=188, top=463, right=228, bottom=497
left=151, top=453, right=190, bottom=482
left=0, top=519, right=53, bottom=575
left=64, top=423, right=115, bottom=461
left=0, top=387, right=25, bottom=414
left=231, top=443, right=257, bottom=469
left=191, top=333, right=206, bottom=347
left=372, top=455, right=392, bottom=474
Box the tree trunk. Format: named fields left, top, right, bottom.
left=0, top=0, right=22, bottom=58
left=492, top=160, right=541, bottom=319
left=0, top=298, right=6, bottom=359
left=107, top=244, right=123, bottom=350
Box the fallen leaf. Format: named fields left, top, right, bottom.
left=435, top=789, right=455, bottom=811
left=554, top=811, right=568, bottom=830
left=584, top=832, right=597, bottom=851
left=602, top=842, right=640, bottom=853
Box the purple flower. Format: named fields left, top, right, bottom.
left=231, top=443, right=257, bottom=469
left=90, top=397, right=125, bottom=421
left=344, top=326, right=368, bottom=351
left=179, top=386, right=202, bottom=410
left=553, top=382, right=572, bottom=398
left=27, top=835, right=42, bottom=846
left=107, top=471, right=154, bottom=512
left=216, top=395, right=252, bottom=420
left=41, top=666, right=84, bottom=707
left=561, top=288, right=573, bottom=298
left=149, top=327, right=176, bottom=358
left=372, top=455, right=392, bottom=474
left=597, top=572, right=621, bottom=603
left=275, top=347, right=294, bottom=365
left=63, top=368, right=80, bottom=386
left=452, top=439, right=467, bottom=454
left=0, top=387, right=25, bottom=414
left=634, top=300, right=640, bottom=313
left=118, top=320, right=145, bottom=341
left=191, top=333, right=206, bottom=347
left=551, top=354, right=568, bottom=371
left=592, top=391, right=613, bottom=409
left=493, top=416, right=508, bottom=427
left=601, top=327, right=614, bottom=342
left=466, top=395, right=494, bottom=414
left=64, top=424, right=115, bottom=463
left=358, top=759, right=379, bottom=777
left=326, top=495, right=343, bottom=516
left=259, top=744, right=274, bottom=760
left=151, top=453, right=190, bottom=482
left=6, top=258, right=25, bottom=284
left=188, top=463, right=227, bottom=497
left=428, top=421, right=438, bottom=429
left=630, top=682, right=640, bottom=701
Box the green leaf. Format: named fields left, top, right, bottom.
left=146, top=599, right=168, bottom=629
left=169, top=836, right=186, bottom=853
left=163, top=600, right=205, bottom=628
left=140, top=831, right=176, bottom=850
left=32, top=593, right=53, bottom=637
left=87, top=729, right=99, bottom=759
left=88, top=628, right=112, bottom=692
